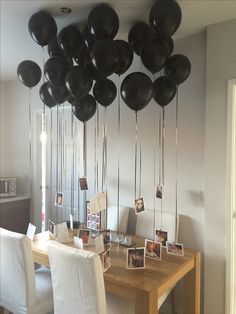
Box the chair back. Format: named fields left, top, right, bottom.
left=136, top=211, right=180, bottom=242
left=107, top=205, right=130, bottom=233
left=0, top=228, right=36, bottom=312
left=48, top=240, right=107, bottom=314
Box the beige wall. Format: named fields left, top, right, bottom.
left=0, top=81, right=7, bottom=176
left=204, top=18, right=236, bottom=314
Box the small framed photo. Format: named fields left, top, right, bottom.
left=155, top=229, right=168, bottom=247
left=78, top=229, right=91, bottom=246
left=135, top=197, right=145, bottom=215
left=145, top=239, right=162, bottom=261
left=79, top=177, right=88, bottom=190
left=156, top=184, right=163, bottom=199
left=126, top=247, right=145, bottom=269
left=166, top=242, right=184, bottom=256
left=55, top=192, right=63, bottom=207
left=100, top=249, right=111, bottom=272
left=99, top=229, right=111, bottom=245
left=48, top=220, right=55, bottom=235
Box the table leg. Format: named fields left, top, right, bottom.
left=183, top=251, right=201, bottom=314
left=135, top=288, right=158, bottom=314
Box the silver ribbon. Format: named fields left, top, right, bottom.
left=175, top=88, right=179, bottom=243
left=117, top=78, right=121, bottom=232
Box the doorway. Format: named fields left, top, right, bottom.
left=39, top=105, right=85, bottom=230
left=226, top=79, right=236, bottom=314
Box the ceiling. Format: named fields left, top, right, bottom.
left=1, top=0, right=236, bottom=81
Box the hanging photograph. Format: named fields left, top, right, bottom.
left=78, top=229, right=91, bottom=246
left=166, top=242, right=184, bottom=256
left=126, top=247, right=145, bottom=269
left=55, top=192, right=64, bottom=207
left=99, top=229, right=111, bottom=245
left=145, top=239, right=162, bottom=261
left=156, top=184, right=163, bottom=199
left=135, top=197, right=145, bottom=215
left=100, top=249, right=111, bottom=272
left=155, top=229, right=168, bottom=247
left=79, top=177, right=88, bottom=190
left=48, top=220, right=55, bottom=235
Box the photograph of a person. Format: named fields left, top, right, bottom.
left=78, top=229, right=90, bottom=245
left=155, top=230, right=168, bottom=247
left=79, top=177, right=88, bottom=191
left=156, top=184, right=163, bottom=199
left=166, top=242, right=184, bottom=256
left=48, top=220, right=55, bottom=235
left=126, top=247, right=145, bottom=269
left=145, top=239, right=162, bottom=261
left=99, top=230, right=110, bottom=245
left=101, top=249, right=111, bottom=272
left=55, top=192, right=63, bottom=207
left=135, top=197, right=145, bottom=215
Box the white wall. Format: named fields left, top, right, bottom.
left=204, top=18, right=236, bottom=314
left=0, top=81, right=7, bottom=175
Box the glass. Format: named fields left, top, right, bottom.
left=124, top=235, right=132, bottom=244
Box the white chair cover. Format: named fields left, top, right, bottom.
left=48, top=240, right=107, bottom=314
left=0, top=228, right=53, bottom=314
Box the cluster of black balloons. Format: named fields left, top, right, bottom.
left=17, top=0, right=191, bottom=122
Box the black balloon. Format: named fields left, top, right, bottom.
left=17, top=60, right=42, bottom=88
left=85, top=61, right=107, bottom=82
left=88, top=3, right=119, bottom=39
left=90, top=39, right=120, bottom=77
left=67, top=95, right=76, bottom=104
left=149, top=0, right=182, bottom=37
left=128, top=22, right=154, bottom=56
left=74, top=44, right=90, bottom=68
left=28, top=11, right=57, bottom=46
left=39, top=82, right=57, bottom=108
left=153, top=76, right=177, bottom=107
left=72, top=94, right=97, bottom=122
left=82, top=25, right=95, bottom=49
left=93, top=79, right=117, bottom=107
left=120, top=72, right=153, bottom=112
left=165, top=54, right=191, bottom=84
left=48, top=37, right=64, bottom=58
left=115, top=40, right=134, bottom=76
left=164, top=36, right=174, bottom=56
left=141, top=38, right=169, bottom=73
left=58, top=25, right=84, bottom=58
left=48, top=83, right=70, bottom=104
left=66, top=66, right=93, bottom=99
left=44, top=57, right=69, bottom=87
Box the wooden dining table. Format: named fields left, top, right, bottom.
left=32, top=232, right=200, bottom=314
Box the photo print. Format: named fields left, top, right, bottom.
left=145, top=239, right=162, bottom=261
left=156, top=184, right=163, bottom=199
left=135, top=197, right=145, bottom=215
left=48, top=220, right=55, bottom=235
left=126, top=247, right=145, bottom=269
left=78, top=229, right=91, bottom=246
left=55, top=192, right=63, bottom=207
left=99, top=229, right=111, bottom=245
left=155, top=230, right=168, bottom=247
left=166, top=242, right=184, bottom=256
left=100, top=249, right=111, bottom=272
left=79, top=177, right=88, bottom=191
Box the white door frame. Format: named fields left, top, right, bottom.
left=226, top=79, right=236, bottom=314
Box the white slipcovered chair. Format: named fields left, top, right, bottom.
left=0, top=228, right=54, bottom=314
left=48, top=240, right=134, bottom=314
